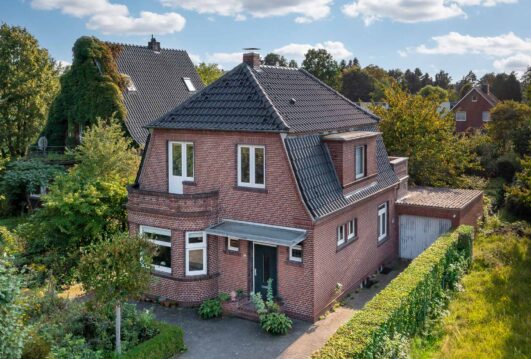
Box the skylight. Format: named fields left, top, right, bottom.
left=123, top=75, right=137, bottom=92
left=183, top=77, right=196, bottom=92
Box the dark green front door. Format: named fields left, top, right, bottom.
left=254, top=244, right=277, bottom=298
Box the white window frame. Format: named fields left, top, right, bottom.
left=237, top=145, right=265, bottom=189
left=456, top=111, right=467, bottom=122
left=168, top=141, right=194, bottom=194
left=227, top=237, right=239, bottom=252
left=337, top=224, right=345, bottom=246
left=140, top=225, right=172, bottom=274
left=347, top=219, right=356, bottom=240
left=482, top=111, right=490, bottom=122
left=377, top=203, right=388, bottom=243
left=471, top=95, right=478, bottom=102
left=289, top=244, right=302, bottom=263
left=355, top=145, right=365, bottom=180
left=183, top=77, right=196, bottom=92
left=185, top=231, right=207, bottom=276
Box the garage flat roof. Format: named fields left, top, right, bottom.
left=205, top=220, right=307, bottom=247
left=397, top=187, right=482, bottom=210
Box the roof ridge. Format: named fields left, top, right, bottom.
left=298, top=68, right=380, bottom=123
left=244, top=65, right=290, bottom=131
left=259, top=65, right=299, bottom=71
left=105, top=41, right=187, bottom=53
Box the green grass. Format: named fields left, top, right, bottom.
left=411, top=221, right=530, bottom=359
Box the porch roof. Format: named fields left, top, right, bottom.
left=205, top=220, right=307, bottom=247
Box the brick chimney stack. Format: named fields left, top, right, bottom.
left=481, top=83, right=490, bottom=94
left=243, top=49, right=261, bottom=68
left=148, top=35, right=160, bottom=52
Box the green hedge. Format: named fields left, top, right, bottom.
left=119, top=321, right=186, bottom=359
left=314, top=225, right=474, bottom=359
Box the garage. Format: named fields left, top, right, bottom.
left=396, top=187, right=483, bottom=260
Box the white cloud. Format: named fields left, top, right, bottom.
left=205, top=52, right=243, bottom=68
left=404, top=32, right=531, bottom=75
left=274, top=41, right=353, bottom=62
left=188, top=53, right=202, bottom=65
left=161, top=0, right=332, bottom=23
left=31, top=0, right=186, bottom=35
left=341, top=0, right=517, bottom=25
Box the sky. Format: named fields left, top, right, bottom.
left=1, top=0, right=530, bottom=81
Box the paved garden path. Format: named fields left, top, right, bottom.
left=137, top=263, right=404, bottom=359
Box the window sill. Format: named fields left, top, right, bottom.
left=286, top=259, right=303, bottom=267
left=233, top=186, right=268, bottom=194
left=223, top=249, right=242, bottom=256
left=182, top=181, right=197, bottom=186
left=377, top=236, right=390, bottom=247
left=336, top=236, right=358, bottom=252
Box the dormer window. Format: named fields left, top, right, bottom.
left=183, top=77, right=196, bottom=92
left=124, top=75, right=137, bottom=92
left=355, top=145, right=366, bottom=179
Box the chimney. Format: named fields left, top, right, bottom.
left=148, top=35, right=160, bottom=52
left=243, top=48, right=261, bottom=68
left=481, top=83, right=490, bottom=94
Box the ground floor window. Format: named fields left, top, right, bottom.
left=186, top=232, right=207, bottom=275
left=377, top=202, right=388, bottom=243
left=227, top=237, right=239, bottom=252
left=289, top=244, right=303, bottom=262
left=140, top=225, right=172, bottom=274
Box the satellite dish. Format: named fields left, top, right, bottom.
left=38, top=136, right=48, bottom=151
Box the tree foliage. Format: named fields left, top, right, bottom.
left=44, top=36, right=126, bottom=147
left=419, top=85, right=449, bottom=103
left=491, top=72, right=522, bottom=102
left=341, top=67, right=375, bottom=102
left=0, top=159, right=63, bottom=213
left=505, top=156, right=531, bottom=219
left=302, top=49, right=340, bottom=89
left=434, top=70, right=452, bottom=89
left=19, top=119, right=139, bottom=283
left=195, top=62, right=223, bottom=86
left=0, top=23, right=59, bottom=159
left=263, top=53, right=288, bottom=67
left=373, top=83, right=475, bottom=186
left=487, top=101, right=531, bottom=153
left=0, top=258, right=26, bottom=359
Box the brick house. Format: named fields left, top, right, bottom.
left=452, top=85, right=499, bottom=132
left=127, top=52, right=483, bottom=321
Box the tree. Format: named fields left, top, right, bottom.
left=419, top=85, right=449, bottom=103
left=288, top=59, right=298, bottom=68
left=491, top=72, right=522, bottom=101
left=19, top=119, right=139, bottom=283
left=44, top=36, right=126, bottom=147
left=341, top=68, right=374, bottom=102
left=372, top=83, right=474, bottom=186
left=0, top=258, right=26, bottom=359
left=488, top=101, right=531, bottom=153
left=195, top=62, right=223, bottom=86
left=420, top=73, right=433, bottom=88
left=302, top=49, right=340, bottom=89
left=522, top=67, right=531, bottom=104
left=434, top=70, right=451, bottom=89
left=78, top=232, right=156, bottom=354
left=263, top=53, right=288, bottom=67
left=0, top=159, right=63, bottom=213
left=403, top=68, right=423, bottom=94
left=0, top=23, right=59, bottom=159
left=505, top=156, right=531, bottom=219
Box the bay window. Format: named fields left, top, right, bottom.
left=140, top=225, right=172, bottom=274
left=186, top=232, right=207, bottom=276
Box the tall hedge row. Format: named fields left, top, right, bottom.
left=314, top=225, right=474, bottom=359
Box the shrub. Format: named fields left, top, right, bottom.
left=314, top=226, right=473, bottom=358
left=198, top=299, right=222, bottom=319
left=50, top=335, right=103, bottom=359
left=496, top=152, right=521, bottom=182
left=505, top=156, right=531, bottom=219
left=218, top=292, right=231, bottom=302
left=21, top=333, right=51, bottom=359
left=251, top=279, right=293, bottom=335
left=119, top=322, right=185, bottom=359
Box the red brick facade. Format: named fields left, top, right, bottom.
left=127, top=127, right=404, bottom=321
left=454, top=88, right=496, bottom=132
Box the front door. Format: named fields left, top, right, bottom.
left=168, top=141, right=194, bottom=194
left=254, top=244, right=277, bottom=298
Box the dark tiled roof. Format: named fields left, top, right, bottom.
left=114, top=44, right=204, bottom=144
left=148, top=64, right=377, bottom=133
left=397, top=187, right=482, bottom=210
left=285, top=123, right=399, bottom=219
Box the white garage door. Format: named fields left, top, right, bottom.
left=399, top=215, right=452, bottom=259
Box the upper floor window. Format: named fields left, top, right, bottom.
left=337, top=224, right=345, bottom=246
left=237, top=145, right=265, bottom=188
left=183, top=77, right=196, bottom=92
left=186, top=232, right=207, bottom=276
left=347, top=219, right=357, bottom=240
left=471, top=95, right=478, bottom=102
left=355, top=145, right=366, bottom=180
left=140, top=225, right=172, bottom=274
left=377, top=203, right=388, bottom=243
left=168, top=142, right=194, bottom=194
left=456, top=111, right=467, bottom=122
left=482, top=111, right=490, bottom=122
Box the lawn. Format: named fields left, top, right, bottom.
left=411, top=220, right=530, bottom=359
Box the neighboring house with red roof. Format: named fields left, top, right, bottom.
left=127, top=52, right=483, bottom=321
left=452, top=85, right=499, bottom=132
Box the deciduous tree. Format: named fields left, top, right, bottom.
left=491, top=72, right=522, bottom=101
left=195, top=62, right=223, bottom=86
left=302, top=49, right=340, bottom=89
left=263, top=53, right=288, bottom=67
left=488, top=101, right=531, bottom=153
left=341, top=68, right=374, bottom=102
left=0, top=23, right=59, bottom=159
left=419, top=85, right=449, bottom=103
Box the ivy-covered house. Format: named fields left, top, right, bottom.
left=43, top=36, right=203, bottom=147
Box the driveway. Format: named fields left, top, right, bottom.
left=136, top=262, right=404, bottom=359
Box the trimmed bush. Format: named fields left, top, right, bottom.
left=314, top=225, right=474, bottom=359
left=119, top=322, right=185, bottom=359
